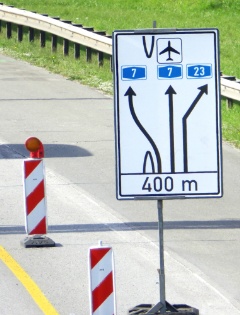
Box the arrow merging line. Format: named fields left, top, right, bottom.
left=142, top=36, right=155, bottom=58
left=124, top=87, right=162, bottom=173
left=165, top=85, right=177, bottom=173
left=182, top=84, right=208, bottom=173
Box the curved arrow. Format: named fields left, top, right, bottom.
left=182, top=84, right=208, bottom=172
left=124, top=87, right=162, bottom=173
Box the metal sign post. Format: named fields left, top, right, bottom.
left=158, top=200, right=166, bottom=312
left=146, top=200, right=166, bottom=314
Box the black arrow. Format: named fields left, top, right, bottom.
left=182, top=84, right=208, bottom=173
left=165, top=85, right=177, bottom=173
left=124, top=87, right=162, bottom=173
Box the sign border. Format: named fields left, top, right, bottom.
left=113, top=28, right=223, bottom=200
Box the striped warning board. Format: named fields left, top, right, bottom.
left=23, top=159, right=47, bottom=235
left=89, top=244, right=116, bottom=315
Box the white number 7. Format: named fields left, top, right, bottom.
left=168, top=67, right=172, bottom=77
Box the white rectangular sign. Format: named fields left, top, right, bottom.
left=113, top=28, right=223, bottom=200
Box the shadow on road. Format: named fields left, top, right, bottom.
left=1, top=220, right=239, bottom=235
left=0, top=143, right=92, bottom=159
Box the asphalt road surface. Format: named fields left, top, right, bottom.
left=0, top=54, right=239, bottom=315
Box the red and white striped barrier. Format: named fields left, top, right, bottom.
left=89, top=242, right=116, bottom=315
left=23, top=159, right=47, bottom=235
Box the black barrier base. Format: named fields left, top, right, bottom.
left=128, top=302, right=199, bottom=314
left=21, top=235, right=55, bottom=248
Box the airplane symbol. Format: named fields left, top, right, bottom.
left=159, top=40, right=180, bottom=61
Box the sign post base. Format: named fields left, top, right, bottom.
left=128, top=303, right=199, bottom=314
left=21, top=235, right=55, bottom=248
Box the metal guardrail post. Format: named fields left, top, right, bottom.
left=72, top=24, right=83, bottom=59
left=98, top=51, right=104, bottom=66
left=51, top=17, right=60, bottom=52
left=40, top=30, right=46, bottom=47
left=74, top=43, right=80, bottom=59
left=106, top=35, right=113, bottom=71
left=95, top=31, right=106, bottom=66
left=29, top=27, right=34, bottom=42
left=86, top=47, right=92, bottom=62
left=52, top=34, right=57, bottom=52
left=62, top=20, right=72, bottom=56
left=17, top=24, right=23, bottom=42
left=84, top=27, right=94, bottom=62
left=6, top=21, right=11, bottom=38
left=28, top=11, right=36, bottom=42
left=40, top=14, right=48, bottom=47
left=63, top=38, right=69, bottom=56
left=226, top=98, right=233, bottom=109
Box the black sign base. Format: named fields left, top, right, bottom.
left=21, top=235, right=55, bottom=248
left=128, top=302, right=199, bottom=314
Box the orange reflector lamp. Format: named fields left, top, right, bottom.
left=25, top=137, right=44, bottom=158
left=25, top=137, right=41, bottom=152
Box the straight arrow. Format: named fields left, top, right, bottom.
left=165, top=85, right=177, bottom=173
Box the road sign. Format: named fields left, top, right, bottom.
left=113, top=28, right=223, bottom=200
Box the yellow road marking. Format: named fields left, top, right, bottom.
left=0, top=246, right=59, bottom=315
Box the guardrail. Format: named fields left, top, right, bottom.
left=220, top=75, right=240, bottom=108
left=0, top=3, right=112, bottom=66
left=0, top=3, right=240, bottom=107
